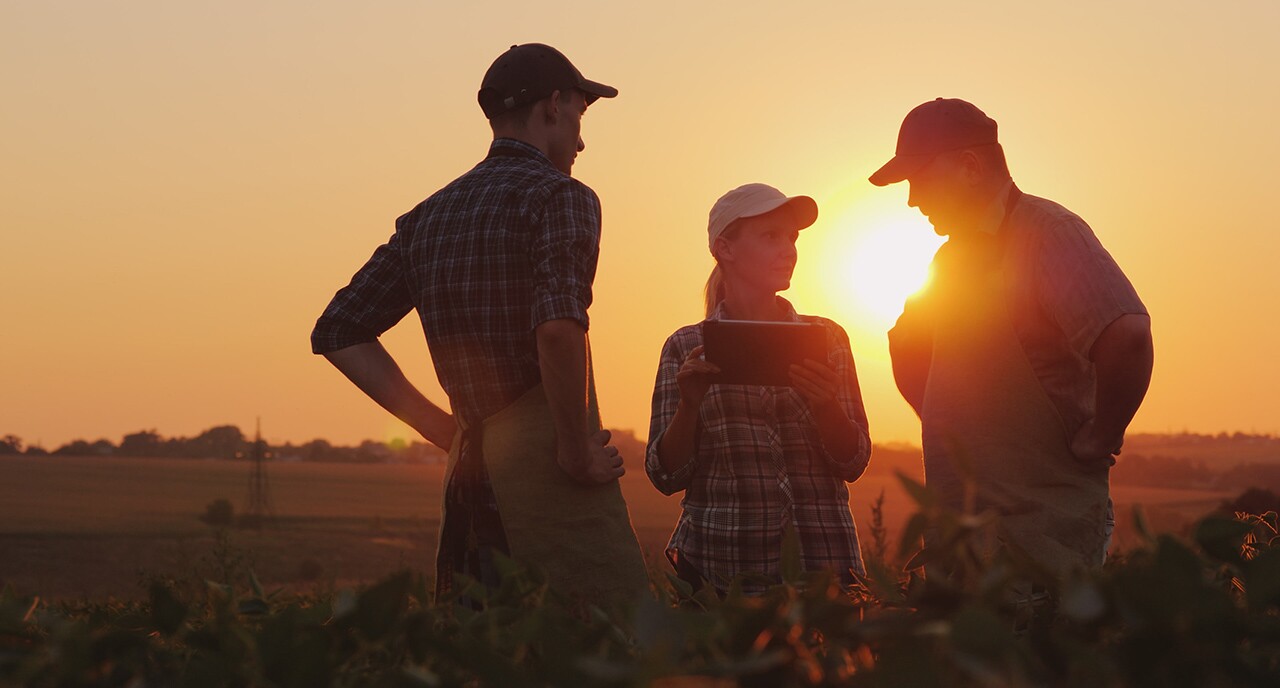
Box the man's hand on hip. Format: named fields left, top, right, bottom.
left=558, top=428, right=625, bottom=484
left=1070, top=419, right=1120, bottom=470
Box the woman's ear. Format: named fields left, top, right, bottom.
left=711, top=235, right=734, bottom=264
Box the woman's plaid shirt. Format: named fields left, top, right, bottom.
left=311, top=139, right=602, bottom=424
left=645, top=299, right=871, bottom=592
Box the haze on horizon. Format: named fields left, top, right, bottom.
left=2, top=1, right=1278, bottom=449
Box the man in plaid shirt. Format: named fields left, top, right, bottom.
left=311, top=44, right=646, bottom=607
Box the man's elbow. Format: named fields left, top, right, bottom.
left=535, top=318, right=587, bottom=349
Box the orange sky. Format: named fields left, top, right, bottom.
left=2, top=2, right=1278, bottom=449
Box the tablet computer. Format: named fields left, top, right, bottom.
left=702, top=319, right=828, bottom=386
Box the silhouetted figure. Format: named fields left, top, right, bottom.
left=311, top=44, right=646, bottom=611
left=870, top=98, right=1154, bottom=579
left=645, top=184, right=872, bottom=594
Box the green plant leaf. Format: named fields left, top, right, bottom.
left=248, top=570, right=265, bottom=599
left=1244, top=545, right=1280, bottom=611
left=353, top=569, right=413, bottom=640
left=237, top=598, right=270, bottom=616
left=1194, top=517, right=1251, bottom=564
left=896, top=470, right=936, bottom=509
left=148, top=582, right=188, bottom=636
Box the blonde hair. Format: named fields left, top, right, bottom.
left=704, top=264, right=726, bottom=317
left=703, top=219, right=744, bottom=316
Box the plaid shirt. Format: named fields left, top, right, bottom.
left=645, top=298, right=871, bottom=591
left=311, top=138, right=602, bottom=424
left=890, top=185, right=1148, bottom=439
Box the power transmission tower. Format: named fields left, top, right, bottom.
left=244, top=417, right=275, bottom=529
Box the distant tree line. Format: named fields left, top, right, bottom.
left=0, top=426, right=447, bottom=464
left=1111, top=453, right=1280, bottom=493
left=863, top=439, right=1280, bottom=494
left=1127, top=430, right=1280, bottom=446
left=4, top=428, right=1277, bottom=477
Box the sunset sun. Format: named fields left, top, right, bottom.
left=796, top=194, right=944, bottom=341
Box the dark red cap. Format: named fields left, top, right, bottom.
left=477, top=43, right=617, bottom=119
left=869, top=98, right=999, bottom=186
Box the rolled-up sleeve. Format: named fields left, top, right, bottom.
left=311, top=230, right=414, bottom=354
left=1035, top=217, right=1147, bottom=358
left=820, top=322, right=872, bottom=480
left=529, top=180, right=601, bottom=330
left=645, top=333, right=698, bottom=495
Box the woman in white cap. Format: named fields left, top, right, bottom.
left=644, top=183, right=872, bottom=594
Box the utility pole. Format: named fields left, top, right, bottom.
left=245, top=417, right=275, bottom=529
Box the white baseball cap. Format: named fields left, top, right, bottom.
left=707, top=183, right=819, bottom=251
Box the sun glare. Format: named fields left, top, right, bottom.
left=794, top=193, right=943, bottom=347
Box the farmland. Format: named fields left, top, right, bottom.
left=0, top=449, right=1232, bottom=601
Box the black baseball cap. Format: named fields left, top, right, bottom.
left=477, top=43, right=618, bottom=119
left=869, top=98, right=999, bottom=186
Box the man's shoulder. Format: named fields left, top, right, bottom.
left=1014, top=193, right=1090, bottom=234
left=452, top=159, right=600, bottom=210
left=394, top=160, right=600, bottom=231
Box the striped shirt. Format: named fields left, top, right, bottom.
left=311, top=138, right=603, bottom=424
left=645, top=298, right=871, bottom=592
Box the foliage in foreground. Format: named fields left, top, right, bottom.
left=3, top=481, right=1280, bottom=687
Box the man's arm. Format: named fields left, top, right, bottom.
left=1071, top=313, right=1154, bottom=466
left=537, top=318, right=623, bottom=484
left=888, top=299, right=933, bottom=417
left=323, top=341, right=456, bottom=451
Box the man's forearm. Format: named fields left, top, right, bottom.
left=322, top=341, right=455, bottom=450
left=536, top=319, right=590, bottom=467
left=1090, top=313, right=1154, bottom=443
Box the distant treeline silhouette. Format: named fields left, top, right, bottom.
left=867, top=436, right=1280, bottom=493
left=2, top=430, right=1277, bottom=484
left=0, top=426, right=448, bottom=464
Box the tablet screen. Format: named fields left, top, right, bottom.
left=702, top=320, right=828, bottom=386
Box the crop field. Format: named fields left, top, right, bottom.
left=0, top=454, right=1232, bottom=600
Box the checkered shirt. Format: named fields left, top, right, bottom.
left=311, top=138, right=602, bottom=424
left=645, top=299, right=871, bottom=591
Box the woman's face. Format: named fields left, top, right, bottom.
left=716, top=210, right=800, bottom=294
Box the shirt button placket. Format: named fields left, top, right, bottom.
left=763, top=388, right=795, bottom=531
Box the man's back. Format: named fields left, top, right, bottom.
left=314, top=138, right=604, bottom=424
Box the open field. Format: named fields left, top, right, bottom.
left=0, top=454, right=1233, bottom=600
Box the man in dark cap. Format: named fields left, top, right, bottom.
left=311, top=44, right=647, bottom=610
left=870, top=98, right=1154, bottom=579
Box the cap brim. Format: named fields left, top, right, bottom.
left=868, top=154, right=932, bottom=187
left=781, top=195, right=819, bottom=230
left=743, top=195, right=818, bottom=230
left=579, top=78, right=618, bottom=104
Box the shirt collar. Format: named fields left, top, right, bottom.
left=708, top=296, right=801, bottom=323
left=975, top=179, right=1016, bottom=236
left=486, top=138, right=554, bottom=166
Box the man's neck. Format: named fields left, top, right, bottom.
left=492, top=131, right=551, bottom=160
left=949, top=179, right=1014, bottom=238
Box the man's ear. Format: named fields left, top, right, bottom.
left=543, top=89, right=563, bottom=123
left=959, top=149, right=983, bottom=186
